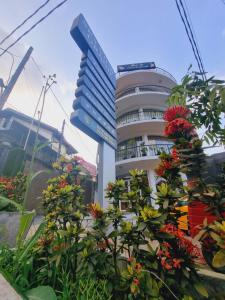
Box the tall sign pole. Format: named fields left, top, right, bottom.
left=0, top=46, right=33, bottom=110
left=70, top=14, right=116, bottom=208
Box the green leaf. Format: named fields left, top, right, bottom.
left=0, top=195, right=23, bottom=212
left=212, top=249, right=225, bottom=268
left=25, top=286, right=57, bottom=300
left=18, top=221, right=46, bottom=262
left=16, top=211, right=35, bottom=245
left=194, top=282, right=208, bottom=298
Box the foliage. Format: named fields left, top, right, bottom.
left=168, top=72, right=225, bottom=144
left=158, top=100, right=225, bottom=275
left=0, top=173, right=26, bottom=211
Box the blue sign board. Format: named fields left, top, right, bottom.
left=70, top=14, right=117, bottom=149
left=71, top=109, right=117, bottom=149
left=70, top=14, right=115, bottom=86
left=117, top=62, right=156, bottom=73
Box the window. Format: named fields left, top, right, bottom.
left=0, top=117, right=8, bottom=128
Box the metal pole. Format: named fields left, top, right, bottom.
left=57, top=119, right=65, bottom=159
left=23, top=86, right=44, bottom=150
left=0, top=46, right=33, bottom=110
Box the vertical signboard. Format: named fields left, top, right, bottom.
left=70, top=14, right=116, bottom=207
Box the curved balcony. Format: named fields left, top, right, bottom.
left=116, top=143, right=173, bottom=176
left=116, top=86, right=170, bottom=113
left=116, top=144, right=172, bottom=162
left=117, top=110, right=164, bottom=126
left=117, top=111, right=166, bottom=142
left=116, top=85, right=171, bottom=100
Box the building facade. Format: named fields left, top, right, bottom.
left=0, top=108, right=76, bottom=173
left=115, top=66, right=177, bottom=208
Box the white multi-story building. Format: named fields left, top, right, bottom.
left=115, top=65, right=176, bottom=208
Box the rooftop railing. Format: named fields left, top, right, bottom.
left=117, top=110, right=164, bottom=127
left=116, top=85, right=171, bottom=100
left=116, top=144, right=173, bottom=162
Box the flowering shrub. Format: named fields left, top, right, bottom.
left=0, top=173, right=26, bottom=211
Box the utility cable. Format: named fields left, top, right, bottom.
left=178, top=0, right=206, bottom=80
left=50, top=88, right=97, bottom=160
left=0, top=0, right=51, bottom=46
left=0, top=0, right=69, bottom=57
left=174, top=0, right=205, bottom=80
left=0, top=47, right=15, bottom=85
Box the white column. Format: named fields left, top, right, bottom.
left=147, top=169, right=158, bottom=208
left=97, top=142, right=116, bottom=209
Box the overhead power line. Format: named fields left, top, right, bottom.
left=179, top=0, right=206, bottom=79
left=0, top=0, right=69, bottom=58
left=0, top=0, right=51, bottom=46
left=174, top=0, right=206, bottom=80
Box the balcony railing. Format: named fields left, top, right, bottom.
left=116, top=144, right=173, bottom=162
left=117, top=111, right=164, bottom=126
left=116, top=85, right=171, bottom=100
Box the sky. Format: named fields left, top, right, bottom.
left=0, top=0, right=225, bottom=164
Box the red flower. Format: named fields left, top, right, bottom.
left=155, top=165, right=165, bottom=177
left=133, top=278, right=140, bottom=286
left=127, top=257, right=134, bottom=263
left=160, top=224, right=178, bottom=235
left=165, top=118, right=193, bottom=137
left=161, top=258, right=172, bottom=270
left=135, top=263, right=142, bottom=273
left=164, top=106, right=190, bottom=122
left=187, top=178, right=199, bottom=190
left=162, top=242, right=172, bottom=249
left=171, top=148, right=179, bottom=162
left=66, top=163, right=73, bottom=173
left=173, top=258, right=182, bottom=269
left=58, top=179, right=68, bottom=188
left=162, top=160, right=173, bottom=169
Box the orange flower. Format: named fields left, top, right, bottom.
left=164, top=106, right=190, bottom=122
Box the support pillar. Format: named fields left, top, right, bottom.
left=147, top=169, right=157, bottom=207
left=97, top=142, right=116, bottom=209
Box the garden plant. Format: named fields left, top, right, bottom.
left=0, top=72, right=225, bottom=299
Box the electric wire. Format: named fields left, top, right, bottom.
left=178, top=0, right=206, bottom=80
left=174, top=0, right=206, bottom=80
left=49, top=87, right=97, bottom=160
left=0, top=0, right=51, bottom=46
left=0, top=47, right=15, bottom=85
left=0, top=0, right=70, bottom=58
